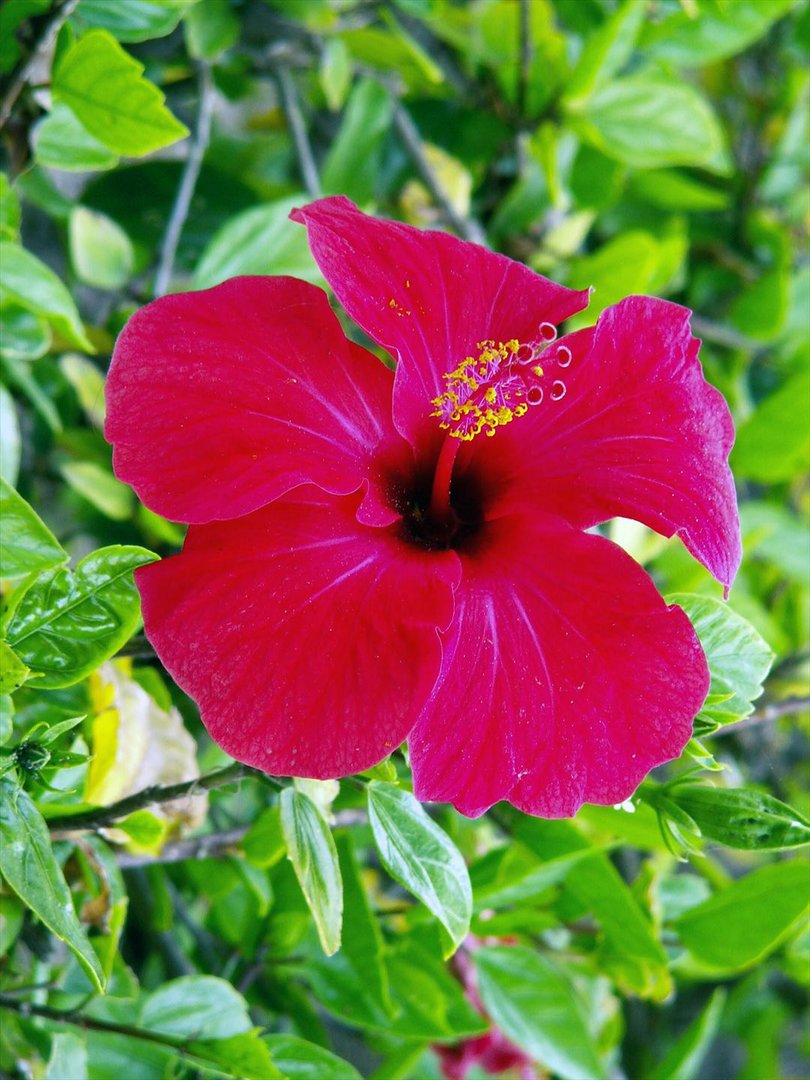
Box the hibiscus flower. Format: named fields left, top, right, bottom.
left=105, top=196, right=740, bottom=818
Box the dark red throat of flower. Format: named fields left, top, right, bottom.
left=427, top=322, right=573, bottom=527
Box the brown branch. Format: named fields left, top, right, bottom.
left=45, top=762, right=277, bottom=832
left=276, top=64, right=320, bottom=197
left=711, top=696, right=810, bottom=737
left=0, top=0, right=81, bottom=130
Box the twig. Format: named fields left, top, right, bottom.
left=390, top=97, right=488, bottom=246
left=276, top=64, right=320, bottom=197
left=45, top=762, right=275, bottom=832
left=711, top=696, right=810, bottom=737
left=517, top=0, right=532, bottom=121
left=691, top=315, right=763, bottom=353
left=0, top=0, right=81, bottom=130
left=153, top=62, right=215, bottom=297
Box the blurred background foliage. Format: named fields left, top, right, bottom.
left=0, top=0, right=808, bottom=1078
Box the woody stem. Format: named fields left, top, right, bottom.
left=429, top=435, right=462, bottom=523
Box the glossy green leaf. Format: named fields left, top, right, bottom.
left=649, top=989, right=726, bottom=1080
left=52, top=30, right=189, bottom=156
left=668, top=785, right=810, bottom=850
left=73, top=0, right=196, bottom=42
left=668, top=593, right=774, bottom=730
left=44, top=1033, right=89, bottom=1080
left=320, top=39, right=352, bottom=110
left=69, top=207, right=134, bottom=289
left=0, top=777, right=104, bottom=990
left=33, top=104, right=119, bottom=173
left=265, top=1034, right=362, bottom=1080
left=732, top=371, right=810, bottom=483
left=474, top=945, right=605, bottom=1080
left=59, top=353, right=106, bottom=429
left=321, top=79, right=393, bottom=204
left=0, top=173, right=20, bottom=240
left=676, top=860, right=810, bottom=971
left=241, top=805, right=286, bottom=868
left=0, top=305, right=51, bottom=362
left=0, top=479, right=67, bottom=579
left=564, top=0, right=645, bottom=102
left=568, top=76, right=728, bottom=170
left=0, top=242, right=93, bottom=352
left=642, top=0, right=798, bottom=65
left=0, top=385, right=20, bottom=486
left=367, top=782, right=471, bottom=954
left=280, top=787, right=343, bottom=955
left=192, top=195, right=319, bottom=289
left=184, top=1034, right=283, bottom=1080
left=3, top=545, right=157, bottom=687
left=0, top=640, right=30, bottom=694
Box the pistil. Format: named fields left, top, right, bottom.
left=428, top=434, right=462, bottom=525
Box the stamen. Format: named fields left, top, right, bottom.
left=430, top=323, right=573, bottom=441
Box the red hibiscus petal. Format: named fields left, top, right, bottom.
left=475, top=297, right=741, bottom=589
left=136, top=487, right=460, bottom=777
left=291, top=197, right=590, bottom=450
left=105, top=276, right=408, bottom=524
left=410, top=514, right=708, bottom=818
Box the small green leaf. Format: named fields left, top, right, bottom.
left=265, top=1034, right=362, bottom=1080
left=0, top=173, right=20, bottom=240
left=564, top=0, right=646, bottom=102
left=44, top=1032, right=89, bottom=1080
left=52, top=30, right=189, bottom=156
left=320, top=39, right=352, bottom=110
left=0, top=305, right=51, bottom=362
left=668, top=593, right=774, bottom=730
left=668, top=785, right=810, bottom=850
left=185, top=1034, right=283, bottom=1080
left=321, top=79, right=393, bottom=204
left=116, top=810, right=168, bottom=849
left=649, top=989, right=726, bottom=1080
left=60, top=461, right=134, bottom=521
left=184, top=0, right=239, bottom=59
left=0, top=640, right=30, bottom=694
left=241, top=805, right=286, bottom=868
left=73, top=0, right=195, bottom=42
left=33, top=104, right=119, bottom=172
left=3, top=545, right=157, bottom=688
left=59, top=353, right=106, bottom=429
left=192, top=195, right=319, bottom=289
left=69, top=207, right=134, bottom=290
left=0, top=479, right=68, bottom=579
left=568, top=76, right=728, bottom=171
left=367, top=782, right=471, bottom=955
left=0, top=241, right=93, bottom=352
left=140, top=975, right=253, bottom=1039
left=280, top=787, right=343, bottom=955
left=641, top=0, right=798, bottom=65
left=675, top=860, right=810, bottom=971
left=0, top=776, right=104, bottom=990
left=474, top=945, right=605, bottom=1080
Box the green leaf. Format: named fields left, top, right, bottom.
left=0, top=640, right=30, bottom=694
left=0, top=242, right=93, bottom=352
left=564, top=0, right=646, bottom=102
left=184, top=0, right=239, bottom=59
left=0, top=479, right=67, bottom=578
left=33, top=104, right=119, bottom=173
left=265, top=1034, right=362, bottom=1080
left=52, top=30, right=189, bottom=156
left=675, top=860, right=810, bottom=972
left=0, top=0, right=50, bottom=74
left=60, top=461, right=134, bottom=521
left=568, top=230, right=681, bottom=325
left=192, top=195, right=319, bottom=290
left=241, top=805, right=286, bottom=868
left=667, top=593, right=773, bottom=730
left=0, top=173, right=20, bottom=240
left=568, top=76, right=728, bottom=170
left=0, top=777, right=104, bottom=990
left=116, top=810, right=168, bottom=849
left=3, top=545, right=157, bottom=688
left=367, top=782, right=472, bottom=955
left=320, top=39, right=352, bottom=111
left=184, top=1034, right=283, bottom=1080
left=641, top=0, right=798, bottom=65
left=59, top=353, right=106, bottom=429
left=474, top=945, right=605, bottom=1080
left=0, top=384, right=20, bottom=485
left=508, top=816, right=671, bottom=1000
left=307, top=833, right=395, bottom=1029
left=732, top=371, right=810, bottom=483
left=140, top=975, right=253, bottom=1038
left=668, top=785, right=810, bottom=850
left=0, top=305, right=51, bottom=362
left=73, top=0, right=196, bottom=42
left=649, top=989, right=726, bottom=1080
left=321, top=79, right=393, bottom=204
left=280, top=788, right=343, bottom=955
left=69, top=207, right=134, bottom=290
left=44, top=1033, right=89, bottom=1080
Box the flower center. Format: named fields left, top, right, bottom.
left=430, top=322, right=572, bottom=442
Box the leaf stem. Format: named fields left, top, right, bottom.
left=276, top=63, right=321, bottom=197
left=153, top=62, right=215, bottom=297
